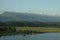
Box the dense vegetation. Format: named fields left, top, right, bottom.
left=0, top=21, right=60, bottom=36
left=0, top=21, right=60, bottom=27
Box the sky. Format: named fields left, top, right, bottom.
left=0, top=0, right=60, bottom=16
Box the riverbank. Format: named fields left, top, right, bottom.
left=0, top=27, right=60, bottom=37
left=16, top=27, right=60, bottom=33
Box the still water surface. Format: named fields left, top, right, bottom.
left=0, top=33, right=60, bottom=40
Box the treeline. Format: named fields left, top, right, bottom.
left=0, top=21, right=60, bottom=27
left=0, top=27, right=16, bottom=32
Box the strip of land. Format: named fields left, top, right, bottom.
left=16, top=27, right=60, bottom=33
left=0, top=27, right=60, bottom=37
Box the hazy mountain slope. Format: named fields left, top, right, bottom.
left=0, top=11, right=60, bottom=22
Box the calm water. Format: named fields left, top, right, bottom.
left=0, top=33, right=60, bottom=40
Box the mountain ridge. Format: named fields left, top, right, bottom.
left=0, top=11, right=60, bottom=22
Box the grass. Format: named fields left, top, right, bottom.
left=16, top=27, right=60, bottom=33
left=0, top=27, right=60, bottom=37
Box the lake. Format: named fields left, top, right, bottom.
left=0, top=33, right=60, bottom=40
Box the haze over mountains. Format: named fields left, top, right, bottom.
left=0, top=11, right=60, bottom=22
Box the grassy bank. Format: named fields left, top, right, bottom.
left=16, top=27, right=60, bottom=33
left=0, top=27, right=60, bottom=37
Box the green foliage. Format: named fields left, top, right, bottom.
left=0, top=21, right=60, bottom=27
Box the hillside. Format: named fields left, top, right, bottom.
left=0, top=11, right=60, bottom=22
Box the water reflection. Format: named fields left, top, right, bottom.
left=0, top=33, right=60, bottom=40
left=0, top=32, right=45, bottom=37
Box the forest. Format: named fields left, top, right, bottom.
left=0, top=21, right=60, bottom=27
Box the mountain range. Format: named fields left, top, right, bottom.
left=0, top=11, right=60, bottom=22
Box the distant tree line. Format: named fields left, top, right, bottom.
left=0, top=21, right=60, bottom=27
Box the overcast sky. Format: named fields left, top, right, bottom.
left=0, top=0, right=60, bottom=16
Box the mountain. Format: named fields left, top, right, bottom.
left=0, top=11, right=60, bottom=22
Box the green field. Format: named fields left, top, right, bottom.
left=16, top=27, right=60, bottom=33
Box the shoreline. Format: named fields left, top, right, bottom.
left=0, top=27, right=60, bottom=37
